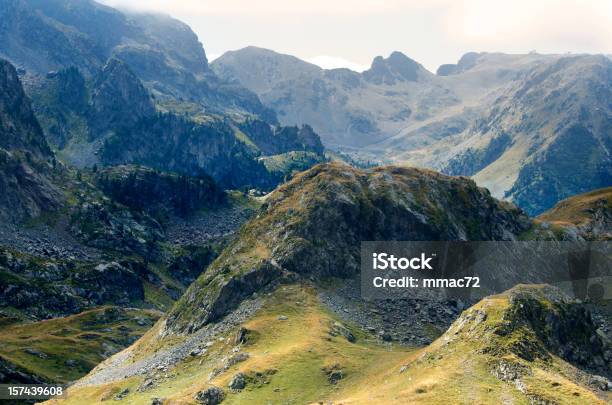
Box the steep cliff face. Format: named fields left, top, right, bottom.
left=89, top=59, right=155, bottom=137
left=25, top=59, right=324, bottom=190
left=0, top=59, right=52, bottom=158
left=165, top=162, right=531, bottom=334
left=99, top=114, right=276, bottom=190
left=0, top=0, right=209, bottom=79
left=0, top=0, right=275, bottom=121
left=0, top=59, right=61, bottom=223
left=238, top=120, right=324, bottom=156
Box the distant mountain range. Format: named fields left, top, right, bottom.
left=212, top=48, right=612, bottom=215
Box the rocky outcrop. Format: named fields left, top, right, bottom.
left=0, top=356, right=49, bottom=384
left=0, top=248, right=146, bottom=319
left=69, top=199, right=164, bottom=258
left=419, top=284, right=611, bottom=403
left=362, top=51, right=428, bottom=84
left=0, top=58, right=61, bottom=223
left=164, top=162, right=531, bottom=334
left=0, top=150, right=61, bottom=223
left=194, top=386, right=225, bottom=404
left=0, top=59, right=52, bottom=157
left=490, top=285, right=610, bottom=376
left=99, top=114, right=274, bottom=189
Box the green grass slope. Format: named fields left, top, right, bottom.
left=0, top=307, right=161, bottom=383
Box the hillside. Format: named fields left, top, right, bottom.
left=0, top=58, right=265, bottom=384
left=45, top=163, right=530, bottom=386
left=212, top=49, right=612, bottom=215
left=328, top=284, right=611, bottom=404
left=164, top=162, right=530, bottom=335
left=46, top=162, right=611, bottom=404
left=50, top=285, right=611, bottom=404
left=442, top=55, right=612, bottom=215
left=534, top=187, right=612, bottom=240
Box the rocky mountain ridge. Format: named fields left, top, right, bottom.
left=22, top=57, right=327, bottom=190
left=0, top=0, right=274, bottom=119
left=164, top=162, right=532, bottom=335
left=212, top=48, right=612, bottom=215
left=0, top=59, right=62, bottom=223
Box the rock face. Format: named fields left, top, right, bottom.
left=24, top=60, right=325, bottom=190
left=238, top=120, right=324, bottom=156
left=0, top=58, right=61, bottom=223
left=99, top=113, right=285, bottom=190
left=496, top=286, right=610, bottom=376
left=362, top=52, right=427, bottom=84
left=444, top=285, right=611, bottom=382
left=0, top=0, right=272, bottom=119
left=212, top=49, right=612, bottom=215
left=164, top=162, right=531, bottom=334
left=0, top=247, right=146, bottom=319
left=89, top=59, right=155, bottom=136
left=0, top=59, right=51, bottom=157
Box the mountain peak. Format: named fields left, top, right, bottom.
left=436, top=52, right=482, bottom=75
left=89, top=58, right=155, bottom=135
left=363, top=51, right=426, bottom=84
left=164, top=162, right=530, bottom=334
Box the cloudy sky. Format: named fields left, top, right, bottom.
left=99, top=0, right=612, bottom=72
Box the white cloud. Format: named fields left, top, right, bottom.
left=305, top=55, right=369, bottom=72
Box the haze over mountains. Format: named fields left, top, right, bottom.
left=212, top=48, right=612, bottom=215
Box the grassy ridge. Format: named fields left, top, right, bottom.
left=51, top=284, right=609, bottom=404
